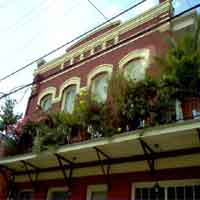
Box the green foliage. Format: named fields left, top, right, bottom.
left=32, top=112, right=72, bottom=152
left=0, top=98, right=21, bottom=132
left=155, top=16, right=200, bottom=99
left=74, top=89, right=110, bottom=137
left=18, top=120, right=39, bottom=153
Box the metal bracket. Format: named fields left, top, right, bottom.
left=21, top=161, right=40, bottom=191
left=139, top=139, right=156, bottom=177
left=6, top=174, right=18, bottom=199
left=55, top=154, right=74, bottom=192
left=94, top=147, right=112, bottom=191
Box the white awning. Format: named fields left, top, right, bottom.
left=0, top=119, right=200, bottom=182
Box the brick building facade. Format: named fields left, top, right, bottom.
left=0, top=0, right=200, bottom=199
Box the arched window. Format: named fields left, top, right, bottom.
left=91, top=73, right=109, bottom=102
left=119, top=49, right=150, bottom=81
left=87, top=64, right=112, bottom=102
left=40, top=94, right=52, bottom=111
left=62, top=85, right=77, bottom=113
left=124, top=58, right=146, bottom=81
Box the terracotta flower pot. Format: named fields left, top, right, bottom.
left=181, top=97, right=200, bottom=120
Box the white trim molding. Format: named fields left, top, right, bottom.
left=37, top=86, right=57, bottom=106
left=118, top=48, right=150, bottom=70
left=55, top=77, right=81, bottom=104
left=87, top=64, right=113, bottom=88
left=35, top=0, right=171, bottom=76
left=131, top=179, right=200, bottom=200
left=86, top=184, right=108, bottom=200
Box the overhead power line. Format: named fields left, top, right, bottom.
left=0, top=0, right=146, bottom=83
left=0, top=2, right=200, bottom=100
left=87, top=0, right=109, bottom=21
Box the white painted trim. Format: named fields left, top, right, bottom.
left=118, top=48, right=150, bottom=70
left=87, top=64, right=113, bottom=88
left=35, top=0, right=171, bottom=75
left=37, top=87, right=57, bottom=106
left=86, top=184, right=107, bottom=200
left=55, top=77, right=80, bottom=103
left=46, top=187, right=68, bottom=200
left=37, top=29, right=154, bottom=84
left=0, top=119, right=200, bottom=165
left=131, top=179, right=200, bottom=200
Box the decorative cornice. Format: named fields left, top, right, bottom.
left=35, top=0, right=171, bottom=75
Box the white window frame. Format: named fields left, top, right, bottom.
left=61, top=85, right=77, bottom=113
left=46, top=187, right=68, bottom=200
left=37, top=87, right=56, bottom=106
left=86, top=184, right=108, bottom=200
left=118, top=49, right=150, bottom=81
left=131, top=179, right=200, bottom=200
left=40, top=94, right=53, bottom=111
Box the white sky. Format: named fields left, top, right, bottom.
left=0, top=0, right=198, bottom=115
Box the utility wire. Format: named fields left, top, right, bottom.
left=87, top=0, right=109, bottom=21
left=0, top=0, right=146, bottom=83
left=0, top=0, right=48, bottom=33
left=16, top=87, right=30, bottom=105
left=0, top=2, right=200, bottom=100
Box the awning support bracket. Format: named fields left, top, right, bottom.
left=6, top=173, right=18, bottom=199
left=139, top=139, right=155, bottom=177
left=21, top=161, right=40, bottom=191
left=94, top=147, right=112, bottom=191
left=55, top=153, right=74, bottom=191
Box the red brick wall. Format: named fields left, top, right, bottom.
left=26, top=29, right=169, bottom=118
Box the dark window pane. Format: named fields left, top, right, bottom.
left=91, top=191, right=107, bottom=200
left=51, top=191, right=68, bottom=200
left=195, top=185, right=200, bottom=200
left=142, top=188, right=149, bottom=200
left=135, top=188, right=141, bottom=200
left=150, top=188, right=156, bottom=200
left=168, top=187, right=175, bottom=200
left=18, top=191, right=33, bottom=200
left=158, top=187, right=165, bottom=200
left=185, top=186, right=193, bottom=200
left=176, top=187, right=184, bottom=200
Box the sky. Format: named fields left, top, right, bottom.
left=0, top=0, right=199, bottom=116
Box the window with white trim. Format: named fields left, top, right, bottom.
left=91, top=73, right=109, bottom=102
left=87, top=184, right=108, bottom=200
left=124, top=58, right=146, bottom=81
left=40, top=94, right=52, bottom=111
left=47, top=188, right=68, bottom=200
left=62, top=85, right=76, bottom=113
left=133, top=183, right=200, bottom=200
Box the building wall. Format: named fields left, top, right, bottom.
left=25, top=30, right=170, bottom=119
left=13, top=166, right=200, bottom=200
